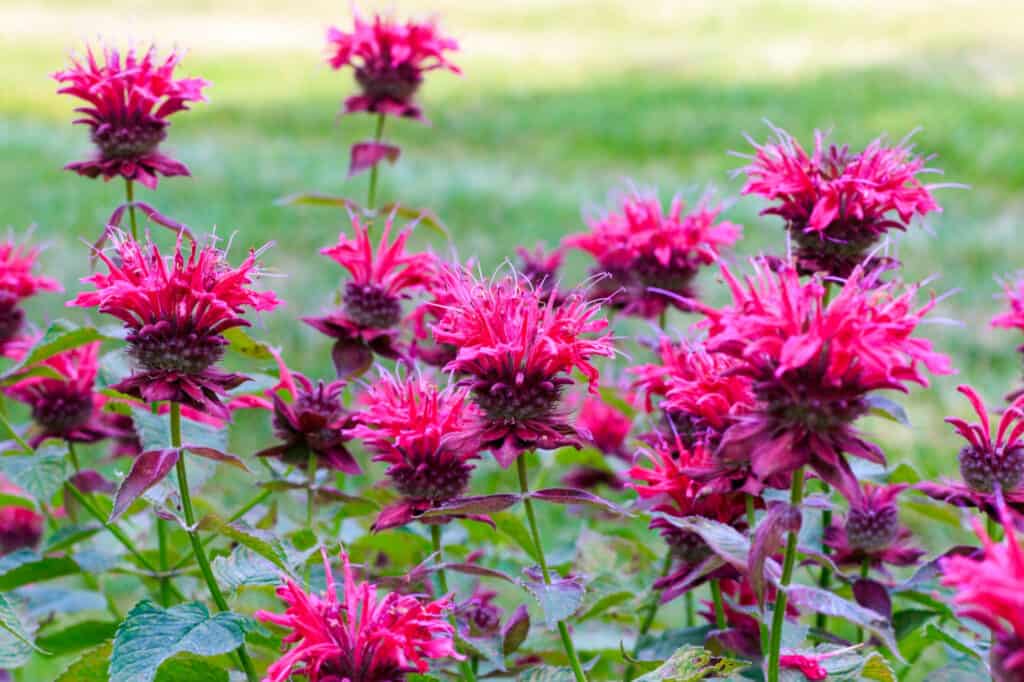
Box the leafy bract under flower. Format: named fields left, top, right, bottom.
left=256, top=550, right=461, bottom=682
left=53, top=44, right=209, bottom=189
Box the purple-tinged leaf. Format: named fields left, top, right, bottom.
left=897, top=545, right=980, bottom=591
left=274, top=192, right=360, bottom=210
left=785, top=585, right=902, bottom=660
left=658, top=554, right=727, bottom=604
left=749, top=502, right=802, bottom=609
left=864, top=394, right=911, bottom=426
left=853, top=578, right=892, bottom=620
left=441, top=562, right=518, bottom=585
left=652, top=513, right=751, bottom=573
left=521, top=567, right=585, bottom=628
left=110, top=449, right=180, bottom=522
left=348, top=141, right=401, bottom=177
left=529, top=488, right=628, bottom=515
left=502, top=605, right=530, bottom=655
left=331, top=339, right=374, bottom=379
left=183, top=445, right=249, bottom=472
left=798, top=547, right=850, bottom=584
left=419, top=494, right=522, bottom=518
left=69, top=470, right=115, bottom=495
left=95, top=202, right=192, bottom=257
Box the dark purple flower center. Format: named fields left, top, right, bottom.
left=788, top=221, right=886, bottom=278
left=355, top=63, right=422, bottom=103
left=845, top=504, right=899, bottom=553
left=958, top=444, right=1024, bottom=494
left=343, top=282, right=402, bottom=329
left=0, top=509, right=42, bottom=556
left=759, top=380, right=868, bottom=435
left=663, top=528, right=711, bottom=564
left=0, top=293, right=24, bottom=344
left=992, top=633, right=1024, bottom=682
left=92, top=118, right=167, bottom=160
left=459, top=599, right=502, bottom=636
left=471, top=374, right=566, bottom=423
left=128, top=321, right=227, bottom=375
left=274, top=388, right=347, bottom=458
left=30, top=388, right=94, bottom=435
left=389, top=452, right=472, bottom=502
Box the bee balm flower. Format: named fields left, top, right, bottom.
left=824, top=482, right=924, bottom=574
left=0, top=237, right=61, bottom=347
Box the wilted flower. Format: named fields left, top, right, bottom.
left=256, top=550, right=461, bottom=682
left=942, top=515, right=1024, bottom=682
left=53, top=44, right=209, bottom=189
left=0, top=477, right=43, bottom=555
left=69, top=232, right=280, bottom=417
left=739, top=127, right=943, bottom=277
left=0, top=237, right=61, bottom=346
left=305, top=212, right=435, bottom=378
left=824, top=482, right=924, bottom=574
left=564, top=189, right=741, bottom=318
left=326, top=10, right=460, bottom=122
left=430, top=267, right=615, bottom=467
left=350, top=371, right=481, bottom=530
left=698, top=262, right=951, bottom=499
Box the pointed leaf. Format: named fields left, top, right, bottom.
left=651, top=513, right=751, bottom=571
left=493, top=513, right=541, bottom=564
left=37, top=619, right=118, bottom=656
left=348, top=141, right=401, bottom=177
left=153, top=654, right=230, bottom=682
left=220, top=520, right=293, bottom=575
left=749, top=502, right=801, bottom=608
left=785, top=585, right=902, bottom=659
left=379, top=203, right=450, bottom=240
left=529, top=487, right=628, bottom=515
left=222, top=327, right=274, bottom=360
left=521, top=568, right=584, bottom=628
left=0, top=446, right=68, bottom=502
left=55, top=642, right=112, bottom=682
left=419, top=494, right=522, bottom=518
left=183, top=446, right=248, bottom=472
left=634, top=644, right=749, bottom=681
left=0, top=321, right=104, bottom=382
left=0, top=550, right=79, bottom=590
left=865, top=395, right=911, bottom=426
left=110, top=449, right=180, bottom=521
left=211, top=546, right=281, bottom=594
left=0, top=592, right=41, bottom=664
left=502, top=605, right=530, bottom=655
left=274, top=192, right=360, bottom=209
left=131, top=406, right=227, bottom=454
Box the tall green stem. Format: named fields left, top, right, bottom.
left=623, top=552, right=672, bottom=682
left=767, top=467, right=805, bottom=682
left=124, top=179, right=138, bottom=240
left=710, top=579, right=727, bottom=629
left=157, top=517, right=171, bottom=606
left=516, top=456, right=588, bottom=682
left=430, top=525, right=477, bottom=682
left=170, top=403, right=259, bottom=682
left=366, top=113, right=387, bottom=212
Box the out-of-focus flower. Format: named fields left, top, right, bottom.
left=256, top=550, right=461, bottom=682
left=942, top=515, right=1024, bottom=682
left=0, top=237, right=62, bottom=347
left=326, top=10, right=459, bottom=122
left=69, top=232, right=280, bottom=417
left=560, top=394, right=632, bottom=490
left=698, top=261, right=951, bottom=499
left=305, top=212, right=435, bottom=378
left=53, top=44, right=208, bottom=189
left=824, top=482, right=924, bottom=574
left=699, top=576, right=798, bottom=659
left=430, top=267, right=615, bottom=467
left=739, top=127, right=944, bottom=277
left=564, top=189, right=741, bottom=318
left=0, top=477, right=43, bottom=556
left=515, top=243, right=564, bottom=301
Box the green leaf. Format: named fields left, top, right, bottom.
left=211, top=545, right=281, bottom=593
left=859, top=652, right=897, bottom=682
left=0, top=550, right=79, bottom=590
left=19, top=585, right=106, bottom=619
left=153, top=653, right=230, bottom=682
left=109, top=600, right=256, bottom=682
left=577, top=589, right=633, bottom=622
left=0, top=445, right=68, bottom=502
left=55, top=641, right=111, bottom=682
left=223, top=327, right=274, bottom=360
left=220, top=520, right=294, bottom=575
left=520, top=666, right=577, bottom=682
left=0, top=412, right=30, bottom=454
left=37, top=619, right=118, bottom=655
left=785, top=585, right=902, bottom=660
left=0, top=492, right=36, bottom=511
left=131, top=406, right=228, bottom=454
left=493, top=512, right=541, bottom=564
left=44, top=523, right=102, bottom=552
left=0, top=320, right=105, bottom=383
left=864, top=394, right=911, bottom=426
left=634, top=645, right=749, bottom=681
left=635, top=626, right=713, bottom=662
left=521, top=572, right=585, bottom=628
left=274, top=192, right=359, bottom=209
left=0, top=592, right=41, bottom=666
left=922, top=623, right=985, bottom=661
left=893, top=608, right=935, bottom=641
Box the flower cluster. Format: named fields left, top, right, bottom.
left=823, top=482, right=924, bottom=574
left=0, top=237, right=61, bottom=349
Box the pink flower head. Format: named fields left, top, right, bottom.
left=3, top=341, right=135, bottom=448
left=824, top=482, right=924, bottom=574
left=53, top=44, right=209, bottom=189
left=942, top=516, right=1024, bottom=681
left=699, top=261, right=952, bottom=499
left=326, top=10, right=459, bottom=122
left=305, top=212, right=435, bottom=378
left=515, top=243, right=564, bottom=301
left=256, top=550, right=461, bottom=682
left=69, top=231, right=280, bottom=417
left=739, top=127, right=943, bottom=276
left=0, top=237, right=62, bottom=345
left=576, top=395, right=631, bottom=459
left=993, top=274, right=1024, bottom=335
left=564, top=189, right=742, bottom=318
left=351, top=371, right=481, bottom=530
left=430, top=266, right=615, bottom=467
left=0, top=477, right=44, bottom=556
left=944, top=384, right=1024, bottom=495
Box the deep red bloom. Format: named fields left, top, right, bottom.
left=430, top=267, right=615, bottom=467
left=256, top=551, right=461, bottom=681
left=351, top=372, right=481, bottom=530
left=699, top=262, right=952, bottom=499
left=326, top=10, right=459, bottom=122
left=0, top=477, right=43, bottom=556
left=305, top=212, right=435, bottom=378
left=3, top=341, right=135, bottom=449
left=942, top=516, right=1024, bottom=681
left=53, top=44, right=208, bottom=189
left=824, top=482, right=924, bottom=574
left=69, top=232, right=280, bottom=417
left=0, top=237, right=62, bottom=345
left=564, top=189, right=741, bottom=318
left=740, top=127, right=944, bottom=276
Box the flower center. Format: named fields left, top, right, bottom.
left=472, top=375, right=564, bottom=423
left=355, top=64, right=422, bottom=103
left=959, top=445, right=1024, bottom=493
left=128, top=321, right=227, bottom=375
left=759, top=380, right=868, bottom=435
left=31, top=389, right=94, bottom=434
left=460, top=601, right=502, bottom=636
left=389, top=453, right=472, bottom=502
left=92, top=119, right=167, bottom=160
left=845, top=505, right=899, bottom=552
left=0, top=293, right=24, bottom=344
left=343, top=282, right=402, bottom=329
left=662, top=528, right=711, bottom=564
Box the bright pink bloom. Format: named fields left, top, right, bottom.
left=0, top=477, right=43, bottom=555
left=69, top=232, right=280, bottom=417
left=305, top=212, right=435, bottom=378
left=351, top=372, right=481, bottom=530
left=577, top=395, right=631, bottom=459
left=779, top=654, right=828, bottom=681
left=698, top=262, right=951, bottom=499
left=564, top=189, right=741, bottom=318
left=993, top=274, right=1024, bottom=334
left=824, top=482, right=924, bottom=574
left=256, top=551, right=461, bottom=682
left=740, top=127, right=943, bottom=276
left=942, top=516, right=1024, bottom=681
left=326, top=10, right=459, bottom=122
left=430, top=267, right=615, bottom=467
left=0, top=237, right=62, bottom=345
left=53, top=44, right=208, bottom=189
left=515, top=243, right=564, bottom=301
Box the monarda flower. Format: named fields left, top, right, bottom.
left=0, top=237, right=62, bottom=346
left=699, top=262, right=952, bottom=499
left=305, top=213, right=435, bottom=378
left=326, top=10, right=460, bottom=122
left=69, top=232, right=280, bottom=417
left=430, top=267, right=615, bottom=467
left=4, top=342, right=134, bottom=449
left=561, top=394, right=632, bottom=490
left=53, top=44, right=209, bottom=189
left=256, top=550, right=461, bottom=682
left=564, top=189, right=742, bottom=318
left=0, top=477, right=43, bottom=556
left=515, top=243, right=564, bottom=302
left=350, top=372, right=481, bottom=530
left=942, top=515, right=1024, bottom=682
left=823, top=482, right=924, bottom=575
left=739, top=127, right=944, bottom=277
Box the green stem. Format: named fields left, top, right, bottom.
left=516, top=455, right=588, bottom=682
left=125, top=179, right=138, bottom=241
left=766, top=467, right=805, bottom=682
left=366, top=113, right=387, bottom=212
left=170, top=403, right=259, bottom=682
left=745, top=494, right=757, bottom=529
left=685, top=591, right=695, bottom=627
left=157, top=518, right=171, bottom=607
left=815, top=480, right=833, bottom=632
left=622, top=552, right=672, bottom=682
left=431, top=525, right=477, bottom=682
left=711, top=579, right=727, bottom=630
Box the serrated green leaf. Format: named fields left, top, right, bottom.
left=223, top=327, right=274, bottom=360
left=0, top=592, right=41, bottom=667
left=219, top=520, right=294, bottom=575
left=634, top=644, right=749, bottom=681
left=153, top=653, right=230, bottom=682
left=522, top=573, right=585, bottom=628
left=211, top=545, right=281, bottom=593
left=519, top=666, right=577, bottom=682
left=859, top=652, right=897, bottom=682
left=37, top=619, right=118, bottom=655
left=109, top=600, right=255, bottom=682
left=0, top=445, right=68, bottom=502
left=0, top=321, right=105, bottom=382
left=55, top=641, right=111, bottom=681
left=131, top=406, right=228, bottom=454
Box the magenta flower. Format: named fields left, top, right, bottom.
left=4, top=341, right=135, bottom=449
left=993, top=274, right=1024, bottom=335
left=69, top=232, right=280, bottom=417
left=823, top=482, right=924, bottom=575
left=561, top=394, right=632, bottom=490
left=256, top=551, right=461, bottom=682
left=739, top=127, right=944, bottom=276
left=515, top=243, right=565, bottom=301
left=942, top=516, right=1024, bottom=682
left=564, top=189, right=742, bottom=318
left=0, top=237, right=62, bottom=346
left=0, top=477, right=43, bottom=556
left=305, top=212, right=435, bottom=378
left=326, top=10, right=460, bottom=122
left=429, top=267, right=615, bottom=467
left=350, top=372, right=481, bottom=530
left=698, top=262, right=952, bottom=499
left=53, top=44, right=208, bottom=189
left=699, top=576, right=798, bottom=659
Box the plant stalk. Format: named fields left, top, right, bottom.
left=623, top=552, right=672, bottom=682
left=431, top=524, right=477, bottom=682
left=366, top=113, right=387, bottom=212
left=124, top=179, right=138, bottom=240
left=766, top=466, right=805, bottom=682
